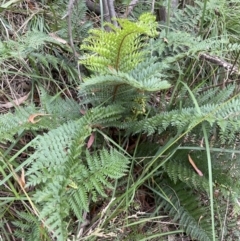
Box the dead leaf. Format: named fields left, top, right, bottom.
left=80, top=109, right=86, bottom=115
left=10, top=165, right=26, bottom=191
left=163, top=38, right=168, bottom=44
left=18, top=168, right=26, bottom=189
left=188, top=154, right=203, bottom=176
left=28, top=113, right=51, bottom=124
left=87, top=133, right=95, bottom=149
left=0, top=93, right=29, bottom=108
left=49, top=33, right=67, bottom=44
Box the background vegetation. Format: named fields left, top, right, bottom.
left=1, top=0, right=240, bottom=240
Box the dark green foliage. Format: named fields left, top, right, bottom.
left=160, top=148, right=240, bottom=240
left=12, top=211, right=49, bottom=241
left=155, top=180, right=213, bottom=241
left=163, top=159, right=209, bottom=192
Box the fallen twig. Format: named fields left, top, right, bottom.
left=199, top=53, right=239, bottom=75
left=67, top=0, right=78, bottom=59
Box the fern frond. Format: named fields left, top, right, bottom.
left=26, top=105, right=126, bottom=185
left=37, top=182, right=69, bottom=241
left=29, top=52, right=60, bottom=70
left=12, top=211, right=48, bottom=241
left=81, top=64, right=170, bottom=92
left=170, top=1, right=203, bottom=34
left=164, top=146, right=240, bottom=220
left=29, top=51, right=79, bottom=82
left=39, top=89, right=80, bottom=119
left=25, top=105, right=129, bottom=240
left=68, top=148, right=130, bottom=210
left=163, top=160, right=209, bottom=192
left=0, top=90, right=81, bottom=144
left=155, top=181, right=214, bottom=241
left=80, top=13, right=158, bottom=74
left=151, top=28, right=228, bottom=66
left=129, top=87, right=240, bottom=143
left=79, top=82, right=132, bottom=104
left=0, top=31, right=60, bottom=60
left=79, top=57, right=171, bottom=110
left=196, top=85, right=235, bottom=106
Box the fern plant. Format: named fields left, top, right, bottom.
left=1, top=3, right=240, bottom=240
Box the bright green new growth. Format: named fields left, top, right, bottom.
left=80, top=13, right=158, bottom=73
left=79, top=13, right=170, bottom=111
